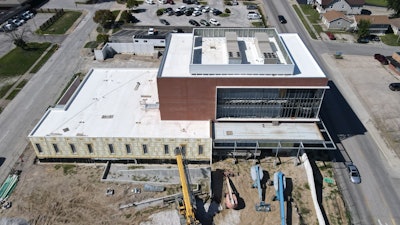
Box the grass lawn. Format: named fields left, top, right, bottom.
left=365, top=0, right=387, bottom=7
left=6, top=89, right=20, bottom=100
left=293, top=5, right=317, bottom=39
left=30, top=44, right=59, bottom=73
left=37, top=11, right=82, bottom=35
left=299, top=4, right=320, bottom=23
left=381, top=34, right=400, bottom=46
left=0, top=42, right=51, bottom=77
left=0, top=83, right=15, bottom=98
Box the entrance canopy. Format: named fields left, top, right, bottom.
left=213, top=121, right=335, bottom=151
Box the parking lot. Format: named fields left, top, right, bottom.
left=130, top=0, right=262, bottom=27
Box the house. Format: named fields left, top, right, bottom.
left=29, top=28, right=335, bottom=164
left=390, top=18, right=400, bottom=35
left=354, top=15, right=390, bottom=34
left=322, top=10, right=353, bottom=29
left=315, top=0, right=365, bottom=15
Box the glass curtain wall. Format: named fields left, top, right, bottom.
left=216, top=88, right=324, bottom=119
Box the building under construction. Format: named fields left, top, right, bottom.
left=28, top=28, right=335, bottom=164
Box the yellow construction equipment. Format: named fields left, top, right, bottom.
left=175, top=147, right=201, bottom=225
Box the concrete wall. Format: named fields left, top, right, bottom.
left=29, top=136, right=212, bottom=161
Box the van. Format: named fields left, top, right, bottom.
left=247, top=12, right=261, bottom=20
left=145, top=0, right=154, bottom=4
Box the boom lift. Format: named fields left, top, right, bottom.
left=274, top=171, right=286, bottom=225
left=224, top=174, right=238, bottom=209
left=175, top=147, right=201, bottom=225
left=251, top=165, right=271, bottom=212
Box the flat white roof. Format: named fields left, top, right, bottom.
left=214, top=122, right=323, bottom=140
left=30, top=68, right=211, bottom=138
left=160, top=30, right=326, bottom=78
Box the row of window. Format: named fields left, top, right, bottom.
left=35, top=143, right=204, bottom=155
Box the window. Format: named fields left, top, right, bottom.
left=35, top=143, right=42, bottom=153
left=108, top=144, right=115, bottom=154
left=181, top=145, right=186, bottom=155
left=198, top=145, right=203, bottom=155
left=52, top=144, right=59, bottom=153
left=70, top=144, right=76, bottom=154
left=143, top=144, right=148, bottom=154
left=164, top=145, right=169, bottom=154
left=87, top=144, right=93, bottom=154
left=125, top=144, right=132, bottom=154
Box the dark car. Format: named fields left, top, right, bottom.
left=389, top=83, right=400, bottom=91
left=347, top=164, right=361, bottom=184
left=278, top=15, right=287, bottom=24
left=369, top=34, right=380, bottom=42
left=246, top=4, right=258, bottom=10
left=212, top=9, right=222, bottom=15
left=175, top=10, right=184, bottom=16
left=160, top=19, right=170, bottom=25
left=374, top=54, right=388, bottom=65
left=200, top=19, right=210, bottom=26
left=357, top=37, right=369, bottom=43
left=326, top=32, right=336, bottom=40
left=361, top=9, right=372, bottom=15
left=189, top=19, right=200, bottom=26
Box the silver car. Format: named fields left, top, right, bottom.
left=347, top=164, right=361, bottom=184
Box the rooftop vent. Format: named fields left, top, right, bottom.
left=225, top=32, right=241, bottom=64
left=255, top=32, right=278, bottom=64
left=101, top=115, right=114, bottom=119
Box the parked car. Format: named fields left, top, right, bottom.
left=200, top=19, right=210, bottom=26
left=357, top=37, right=369, bottom=43
left=189, top=19, right=200, bottom=26
left=389, top=83, right=400, bottom=91
left=369, top=34, right=380, bottom=42
left=202, top=6, right=210, bottom=12
left=192, top=11, right=201, bottom=16
left=212, top=9, right=222, bottom=15
left=246, top=4, right=258, bottom=10
left=148, top=27, right=155, bottom=35
left=172, top=28, right=184, bottom=33
left=361, top=9, right=372, bottom=15
left=278, top=15, right=287, bottom=24
left=347, top=164, right=361, bottom=184
left=247, top=12, right=262, bottom=20
left=209, top=18, right=220, bottom=26
left=374, top=54, right=388, bottom=65
left=326, top=32, right=336, bottom=40
left=160, top=19, right=170, bottom=25
left=145, top=0, right=154, bottom=4
left=175, top=10, right=184, bottom=16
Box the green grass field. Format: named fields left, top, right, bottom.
left=30, top=44, right=59, bottom=73
left=0, top=42, right=51, bottom=77
left=38, top=11, right=82, bottom=35
left=365, top=0, right=387, bottom=7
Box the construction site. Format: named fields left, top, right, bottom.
left=0, top=143, right=348, bottom=225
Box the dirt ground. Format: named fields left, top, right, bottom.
left=0, top=144, right=347, bottom=225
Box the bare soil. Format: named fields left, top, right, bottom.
left=0, top=145, right=347, bottom=225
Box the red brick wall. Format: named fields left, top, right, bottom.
left=157, top=77, right=328, bottom=120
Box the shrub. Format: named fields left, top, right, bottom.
left=156, top=9, right=164, bottom=16
left=96, top=34, right=109, bottom=44
left=225, top=8, right=231, bottom=13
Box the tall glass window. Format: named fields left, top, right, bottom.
left=216, top=88, right=323, bottom=119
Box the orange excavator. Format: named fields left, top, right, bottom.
left=224, top=172, right=238, bottom=209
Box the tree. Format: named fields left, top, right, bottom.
left=357, top=19, right=371, bottom=38
left=126, top=0, right=139, bottom=9
left=120, top=10, right=138, bottom=23
left=387, top=0, right=400, bottom=17
left=93, top=10, right=116, bottom=28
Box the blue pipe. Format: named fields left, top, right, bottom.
left=277, top=171, right=285, bottom=225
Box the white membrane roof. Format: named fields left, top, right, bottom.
left=30, top=68, right=211, bottom=138
left=160, top=31, right=326, bottom=78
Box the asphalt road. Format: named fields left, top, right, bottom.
left=0, top=0, right=115, bottom=182
left=261, top=0, right=400, bottom=224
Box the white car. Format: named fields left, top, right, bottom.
left=148, top=27, right=155, bottom=35
left=192, top=11, right=201, bottom=16
left=209, top=18, right=220, bottom=26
